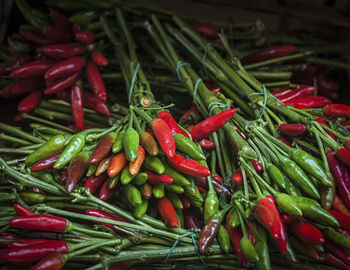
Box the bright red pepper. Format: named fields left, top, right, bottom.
left=91, top=51, right=108, bottom=66
left=29, top=252, right=64, bottom=270
left=279, top=123, right=306, bottom=136
left=289, top=220, right=324, bottom=245
left=191, top=24, right=217, bottom=38
left=71, top=84, right=84, bottom=130
left=272, top=88, right=293, bottom=98
left=329, top=210, right=350, bottom=230
left=156, top=197, right=179, bottom=228
left=314, top=118, right=336, bottom=140
left=98, top=178, right=117, bottom=201
left=18, top=91, right=42, bottom=113
left=232, top=168, right=243, bottom=186
left=9, top=215, right=71, bottom=232
left=157, top=111, right=189, bottom=138
left=39, top=43, right=85, bottom=59
left=199, top=139, right=215, bottom=149
left=82, top=92, right=110, bottom=116
left=8, top=239, right=54, bottom=249
left=85, top=209, right=130, bottom=234
left=324, top=104, right=350, bottom=118
left=252, top=195, right=286, bottom=254
left=324, top=240, right=350, bottom=265
left=278, top=85, right=316, bottom=103
left=252, top=161, right=263, bottom=174
left=10, top=77, right=44, bottom=97
left=336, top=148, right=350, bottom=169
left=277, top=136, right=291, bottom=147
left=19, top=29, right=49, bottom=45
left=285, top=96, right=332, bottom=109
left=320, top=253, right=350, bottom=270
left=43, top=26, right=72, bottom=44
left=50, top=8, right=73, bottom=34
left=145, top=170, right=174, bottom=185
left=168, top=154, right=210, bottom=177
left=84, top=172, right=108, bottom=195
left=189, top=109, right=236, bottom=140
left=10, top=59, right=55, bottom=78
left=45, top=57, right=85, bottom=81
left=183, top=208, right=200, bottom=229
left=212, top=174, right=223, bottom=183
left=45, top=72, right=80, bottom=94
left=85, top=61, right=107, bottom=102
left=31, top=152, right=62, bottom=172
left=0, top=233, right=19, bottom=248
left=178, top=104, right=198, bottom=123
left=75, top=31, right=94, bottom=45
left=13, top=204, right=34, bottom=216
left=152, top=118, right=175, bottom=159
left=0, top=54, right=32, bottom=76
left=242, top=45, right=296, bottom=65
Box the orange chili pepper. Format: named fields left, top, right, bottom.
left=129, top=146, right=145, bottom=176
left=108, top=152, right=128, bottom=177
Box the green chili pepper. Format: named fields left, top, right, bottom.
left=133, top=198, right=149, bottom=219
left=322, top=226, right=350, bottom=250
left=108, top=174, right=120, bottom=189
left=133, top=172, right=148, bottom=185
left=313, top=245, right=324, bottom=253
left=308, top=175, right=320, bottom=188
left=284, top=177, right=301, bottom=196
left=217, top=225, right=231, bottom=254
left=244, top=208, right=252, bottom=220
left=112, top=132, right=124, bottom=153
left=140, top=183, right=152, bottom=199
left=275, top=193, right=302, bottom=216
left=255, top=226, right=271, bottom=270
left=143, top=156, right=165, bottom=174
left=120, top=166, right=135, bottom=185
left=284, top=238, right=297, bottom=263
left=163, top=162, right=190, bottom=186
left=165, top=183, right=184, bottom=194
left=279, top=155, right=319, bottom=199
left=204, top=177, right=219, bottom=222
left=184, top=177, right=203, bottom=208
left=240, top=236, right=259, bottom=262
left=176, top=208, right=184, bottom=228
left=229, top=208, right=240, bottom=228
left=289, top=148, right=332, bottom=187
left=123, top=184, right=142, bottom=208
left=123, top=127, right=139, bottom=161
left=20, top=191, right=46, bottom=204
left=86, top=164, right=97, bottom=177
left=30, top=124, right=70, bottom=136
left=54, top=134, right=85, bottom=169
left=69, top=10, right=98, bottom=26
left=25, top=135, right=66, bottom=166
left=152, top=185, right=165, bottom=199
left=266, top=162, right=286, bottom=190
left=173, top=134, right=205, bottom=160
left=167, top=192, right=183, bottom=209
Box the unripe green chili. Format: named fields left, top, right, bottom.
left=163, top=162, right=191, bottom=186
left=229, top=208, right=240, bottom=228
left=275, top=193, right=302, bottom=216
left=143, top=156, right=165, bottom=174
left=133, top=198, right=149, bottom=219
left=54, top=134, right=85, bottom=169
left=152, top=185, right=165, bottom=199
left=255, top=226, right=271, bottom=270
left=184, top=177, right=203, bottom=208
left=123, top=128, right=139, bottom=161
left=319, top=226, right=350, bottom=250
left=133, top=172, right=148, bottom=185
left=112, top=132, right=124, bottom=153
left=240, top=236, right=259, bottom=262
left=165, top=183, right=184, bottom=194
left=86, top=164, right=97, bottom=177
left=123, top=184, right=142, bottom=207
left=173, top=134, right=205, bottom=160
left=217, top=225, right=232, bottom=254
left=204, top=177, right=219, bottom=222
left=266, top=162, right=286, bottom=190
left=167, top=192, right=183, bottom=209
left=284, top=177, right=301, bottom=196
left=284, top=238, right=297, bottom=263
left=120, top=166, right=135, bottom=185
left=108, top=174, right=120, bottom=189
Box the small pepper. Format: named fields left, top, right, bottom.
left=89, top=133, right=116, bottom=164
left=54, top=134, right=85, bottom=169
left=279, top=123, right=306, bottom=136
left=91, top=51, right=108, bottom=66
left=83, top=172, right=108, bottom=195
left=173, top=133, right=205, bottom=160
left=45, top=57, right=85, bottom=81
left=13, top=204, right=34, bottom=216
left=107, top=152, right=128, bottom=177
left=31, top=152, right=62, bottom=172
left=85, top=61, right=107, bottom=102
left=40, top=42, right=85, bottom=59
left=290, top=220, right=324, bottom=245
left=157, top=111, right=189, bottom=138
left=85, top=209, right=130, bottom=234
left=129, top=146, right=145, bottom=175
left=10, top=59, right=55, bottom=78
left=71, top=83, right=84, bottom=130
left=333, top=194, right=350, bottom=217
left=152, top=118, right=175, bottom=159
left=146, top=170, right=174, bottom=185
left=184, top=208, right=200, bottom=229
left=9, top=215, right=72, bottom=232
left=168, top=154, right=210, bottom=177
left=199, top=139, right=215, bottom=150
left=324, top=104, right=350, bottom=118
left=329, top=210, right=350, bottom=230
left=66, top=151, right=89, bottom=192
left=157, top=196, right=179, bottom=228
left=139, top=131, right=158, bottom=156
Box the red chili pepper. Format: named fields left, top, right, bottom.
left=43, top=26, right=72, bottom=44
left=30, top=152, right=62, bottom=172
left=320, top=253, right=350, bottom=270
left=324, top=104, right=350, bottom=118
left=71, top=84, right=84, bottom=130
left=45, top=57, right=85, bottom=81
left=157, top=197, right=179, bottom=228
left=277, top=136, right=291, bottom=147
left=85, top=209, right=130, bottom=234
left=1, top=241, right=68, bottom=264
left=272, top=88, right=293, bottom=98
left=157, top=111, right=189, bottom=138
left=85, top=61, right=107, bottom=102
left=242, top=45, right=296, bottom=65
left=279, top=123, right=306, bottom=136
left=333, top=194, right=350, bottom=217
left=327, top=150, right=350, bottom=211
left=0, top=233, right=19, bottom=248
left=66, top=152, right=89, bottom=192
left=18, top=91, right=42, bottom=113
left=179, top=194, right=191, bottom=209
left=61, top=171, right=67, bottom=183
left=84, top=172, right=108, bottom=195
left=336, top=148, right=350, bottom=169
left=278, top=85, right=316, bottom=103
left=145, top=170, right=174, bottom=185
left=49, top=9, right=73, bottom=34
left=39, top=43, right=85, bottom=59
left=189, top=109, right=236, bottom=140
left=168, top=154, right=210, bottom=177
left=75, top=31, right=94, bottom=45
left=285, top=96, right=332, bottom=109
left=19, top=29, right=49, bottom=45
left=191, top=24, right=217, bottom=38
left=252, top=195, right=286, bottom=254
left=98, top=178, right=117, bottom=201
left=212, top=175, right=223, bottom=183
left=197, top=185, right=206, bottom=194
left=8, top=239, right=54, bottom=249
left=324, top=240, right=350, bottom=265
left=0, top=82, right=17, bottom=98
left=210, top=87, right=221, bottom=94
left=232, top=168, right=243, bottom=186
left=152, top=118, right=175, bottom=159
left=91, top=51, right=108, bottom=66
left=10, top=77, right=44, bottom=97
left=252, top=161, right=263, bottom=174
left=183, top=208, right=200, bottom=229
left=82, top=92, right=110, bottom=116
left=199, top=139, right=215, bottom=149
left=13, top=204, right=34, bottom=216
left=45, top=72, right=80, bottom=94
left=314, top=118, right=336, bottom=140
left=329, top=210, right=350, bottom=230
left=289, top=220, right=324, bottom=245
left=29, top=252, right=64, bottom=270
left=10, top=59, right=55, bottom=78
left=179, top=104, right=198, bottom=123
left=9, top=215, right=71, bottom=232
left=0, top=54, right=32, bottom=76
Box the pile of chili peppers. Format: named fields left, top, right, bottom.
left=1, top=1, right=350, bottom=270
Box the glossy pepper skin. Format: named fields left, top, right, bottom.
left=333, top=194, right=350, bottom=217
left=199, top=139, right=215, bottom=149
left=289, top=236, right=319, bottom=260
left=290, top=220, right=324, bottom=245
left=146, top=170, right=174, bottom=185
left=75, top=31, right=94, bottom=44
left=278, top=85, right=316, bottom=103
left=45, top=57, right=85, bottom=80
left=336, top=148, right=350, bottom=170
left=8, top=239, right=54, bottom=249
left=13, top=204, right=34, bottom=216
left=329, top=210, right=350, bottom=230
left=173, top=134, right=205, bottom=160
left=156, top=196, right=179, bottom=228
left=279, top=123, right=306, bottom=136
left=168, top=154, right=210, bottom=177
left=252, top=195, right=286, bottom=254
left=89, top=133, right=116, bottom=164
left=85, top=61, right=107, bottom=102
left=39, top=43, right=85, bottom=59
left=0, top=54, right=32, bottom=76
left=152, top=118, right=175, bottom=159
left=140, top=131, right=158, bottom=156
left=324, top=104, right=350, bottom=118
left=71, top=84, right=84, bottom=130
left=18, top=91, right=42, bottom=113
left=157, top=111, right=189, bottom=138
left=29, top=252, right=64, bottom=270
left=45, top=72, right=81, bottom=94
left=85, top=209, right=130, bottom=234
left=10, top=59, right=54, bottom=78
left=99, top=178, right=118, bottom=201
left=123, top=128, right=139, bottom=162
left=54, top=134, right=85, bottom=169
left=189, top=109, right=236, bottom=140
left=129, top=146, right=145, bottom=175
left=108, top=152, right=128, bottom=177
left=91, top=51, right=108, bottom=66
left=66, top=151, right=89, bottom=192
left=314, top=118, right=336, bottom=140
left=285, top=96, right=332, bottom=109
left=83, top=172, right=108, bottom=195
left=9, top=215, right=71, bottom=232
left=242, top=45, right=296, bottom=64
left=31, top=152, right=62, bottom=172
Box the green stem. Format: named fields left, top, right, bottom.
left=0, top=148, right=34, bottom=155
left=22, top=113, right=74, bottom=133
left=248, top=71, right=292, bottom=80
left=0, top=133, right=31, bottom=145
left=306, top=56, right=350, bottom=70
left=212, top=132, right=225, bottom=176
left=0, top=122, right=44, bottom=144
left=72, top=224, right=116, bottom=239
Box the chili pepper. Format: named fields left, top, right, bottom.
left=45, top=57, right=85, bottom=81
left=336, top=147, right=350, bottom=169
left=31, top=152, right=62, bottom=172
left=145, top=170, right=173, bottom=185
left=272, top=88, right=293, bottom=98
left=242, top=45, right=296, bottom=65
left=44, top=72, right=80, bottom=95
left=40, top=43, right=85, bottom=59
left=9, top=77, right=45, bottom=98
left=133, top=198, right=149, bottom=219
left=85, top=61, right=107, bottom=102
left=123, top=128, right=139, bottom=162
left=232, top=168, right=244, bottom=186
left=142, top=156, right=164, bottom=175
left=333, top=194, right=350, bottom=216
left=123, top=184, right=142, bottom=208
left=199, top=139, right=215, bottom=150
left=9, top=215, right=72, bottom=232
left=70, top=84, right=84, bottom=129
left=168, top=154, right=210, bottom=177
left=112, top=132, right=124, bottom=154
left=0, top=233, right=19, bottom=248
left=8, top=239, right=54, bottom=249
left=65, top=151, right=89, bottom=192
left=327, top=150, right=350, bottom=210
left=133, top=172, right=148, bottom=185
left=0, top=54, right=32, bottom=76
left=314, top=118, right=335, bottom=140
left=323, top=240, right=350, bottom=265
left=162, top=162, right=190, bottom=186
left=320, top=177, right=335, bottom=211
left=252, top=195, right=286, bottom=254
left=99, top=178, right=118, bottom=201
left=54, top=134, right=85, bottom=169
left=329, top=210, right=350, bottom=230
left=179, top=104, right=199, bottom=124
left=96, top=155, right=112, bottom=176
left=189, top=109, right=236, bottom=140
left=140, top=182, right=152, bottom=199
left=165, top=183, right=185, bottom=194
left=266, top=162, right=286, bottom=190
left=108, top=152, right=128, bottom=177
left=212, top=174, right=223, bottom=183
left=84, top=173, right=108, bottom=195
left=174, top=134, right=205, bottom=160
left=184, top=177, right=203, bottom=208
left=157, top=196, right=179, bottom=228
left=13, top=204, right=34, bottom=216
left=108, top=174, right=120, bottom=189
left=1, top=241, right=68, bottom=264
left=75, top=31, right=94, bottom=45
left=140, top=131, right=158, bottom=156
left=18, top=29, right=48, bottom=45
left=120, top=166, right=135, bottom=185
left=152, top=118, right=175, bottom=159
left=324, top=104, right=350, bottom=118
left=285, top=96, right=332, bottom=109
left=321, top=225, right=350, bottom=250
left=290, top=220, right=324, bottom=245
left=91, top=51, right=108, bottom=66
left=183, top=208, right=200, bottom=229
left=167, top=192, right=183, bottom=209
left=216, top=225, right=231, bottom=254
left=0, top=82, right=17, bottom=98
left=11, top=59, right=55, bottom=78
left=277, top=136, right=291, bottom=147
left=179, top=194, right=191, bottom=209
left=275, top=193, right=302, bottom=216
left=89, top=133, right=116, bottom=165
left=240, top=234, right=259, bottom=262
left=191, top=23, right=217, bottom=38
left=129, top=146, right=145, bottom=176
left=279, top=123, right=306, bottom=136
left=320, top=253, right=350, bottom=270
left=157, top=111, right=189, bottom=138
left=289, top=236, right=319, bottom=260
left=85, top=209, right=129, bottom=233
left=278, top=85, right=317, bottom=103
left=43, top=26, right=72, bottom=44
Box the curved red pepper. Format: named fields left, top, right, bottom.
left=40, top=43, right=85, bottom=59
left=82, top=92, right=110, bottom=116
left=199, top=139, right=215, bottom=149
left=156, top=196, right=179, bottom=228
left=91, top=51, right=108, bottom=66
left=290, top=220, right=324, bottom=245
left=179, top=104, right=198, bottom=123
left=252, top=161, right=263, bottom=173
left=145, top=170, right=174, bottom=185
left=10, top=77, right=44, bottom=96
left=98, top=178, right=117, bottom=201
left=9, top=215, right=69, bottom=232
left=71, top=84, right=84, bottom=130
left=85, top=61, right=107, bottom=102
left=85, top=209, right=130, bottom=234
left=232, top=168, right=243, bottom=186
left=45, top=72, right=80, bottom=94
left=13, top=204, right=34, bottom=216
left=45, top=57, right=85, bottom=80
left=18, top=91, right=42, bottom=113
left=157, top=111, right=189, bottom=138
left=277, top=136, right=291, bottom=147
left=168, top=154, right=210, bottom=177
left=189, top=109, right=236, bottom=140
left=279, top=123, right=306, bottom=136
left=329, top=210, right=350, bottom=230
left=84, top=172, right=108, bottom=195
left=30, top=252, right=64, bottom=270
left=10, top=59, right=55, bottom=78
left=0, top=233, right=19, bottom=248
left=272, top=88, right=293, bottom=98
left=0, top=54, right=32, bottom=76
left=285, top=96, right=332, bottom=109
left=179, top=194, right=191, bottom=209
left=320, top=253, right=350, bottom=270
left=66, top=152, right=89, bottom=192
left=75, top=31, right=94, bottom=45
left=30, top=152, right=62, bottom=172
left=278, top=85, right=316, bottom=103
left=8, top=239, right=54, bottom=249
left=324, top=104, right=350, bottom=118
left=152, top=118, right=175, bottom=159
left=242, top=45, right=296, bottom=65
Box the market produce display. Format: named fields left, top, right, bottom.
left=1, top=1, right=350, bottom=269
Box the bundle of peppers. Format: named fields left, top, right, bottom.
left=1, top=1, right=350, bottom=270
